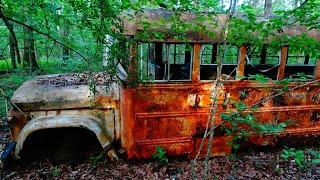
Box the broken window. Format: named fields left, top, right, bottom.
left=200, top=44, right=238, bottom=80
left=138, top=43, right=192, bottom=81
left=245, top=45, right=280, bottom=80
left=168, top=44, right=192, bottom=80
left=284, top=47, right=316, bottom=80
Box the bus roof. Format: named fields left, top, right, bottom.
left=120, top=9, right=320, bottom=43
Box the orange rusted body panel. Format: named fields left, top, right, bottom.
left=121, top=83, right=227, bottom=159
left=223, top=81, right=320, bottom=138
left=121, top=79, right=320, bottom=159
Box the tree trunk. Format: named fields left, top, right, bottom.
left=264, top=0, right=272, bottom=16
left=23, top=27, right=38, bottom=70
left=61, top=24, right=69, bottom=61
left=0, top=9, right=21, bottom=65
left=9, top=23, right=16, bottom=69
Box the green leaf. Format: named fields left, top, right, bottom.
left=281, top=154, right=289, bottom=159
left=220, top=113, right=231, bottom=120
left=44, top=4, right=61, bottom=11
left=278, top=122, right=287, bottom=128
left=233, top=143, right=240, bottom=149
left=312, top=159, right=320, bottom=164
left=234, top=102, right=247, bottom=111
left=248, top=74, right=270, bottom=84
left=308, top=149, right=318, bottom=156
left=235, top=75, right=246, bottom=79
left=225, top=128, right=232, bottom=135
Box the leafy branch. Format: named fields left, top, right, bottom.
left=5, top=16, right=89, bottom=62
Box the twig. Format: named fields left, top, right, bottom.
left=202, top=1, right=238, bottom=179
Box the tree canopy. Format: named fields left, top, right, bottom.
left=0, top=0, right=319, bottom=72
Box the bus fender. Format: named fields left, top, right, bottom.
left=14, top=115, right=114, bottom=159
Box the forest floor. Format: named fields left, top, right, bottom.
left=1, top=117, right=320, bottom=179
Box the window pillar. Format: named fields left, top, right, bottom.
left=277, top=46, right=288, bottom=80
left=192, top=44, right=201, bottom=83
left=315, top=60, right=320, bottom=80
left=236, top=45, right=246, bottom=80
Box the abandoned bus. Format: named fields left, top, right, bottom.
left=7, top=9, right=320, bottom=162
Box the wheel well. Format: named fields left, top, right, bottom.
left=20, top=127, right=103, bottom=163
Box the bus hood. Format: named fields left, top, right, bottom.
left=11, top=74, right=121, bottom=111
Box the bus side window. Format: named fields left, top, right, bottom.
left=169, top=44, right=192, bottom=81
left=138, top=43, right=192, bottom=81
left=200, top=44, right=238, bottom=80
left=244, top=45, right=279, bottom=80
left=138, top=43, right=166, bottom=80
left=284, top=48, right=316, bottom=80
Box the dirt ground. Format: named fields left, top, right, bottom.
left=1, top=148, right=320, bottom=179
left=1, top=116, right=320, bottom=179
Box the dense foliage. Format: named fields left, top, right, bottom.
left=0, top=0, right=319, bottom=72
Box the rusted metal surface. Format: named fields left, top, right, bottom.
left=222, top=81, right=320, bottom=139
left=11, top=74, right=121, bottom=111
left=9, top=108, right=119, bottom=159
left=120, top=76, right=320, bottom=159
left=9, top=74, right=121, bottom=159
left=14, top=115, right=113, bottom=159
left=121, top=83, right=228, bottom=159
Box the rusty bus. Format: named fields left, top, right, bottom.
left=6, top=9, right=320, bottom=162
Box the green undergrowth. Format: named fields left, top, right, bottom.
left=0, top=58, right=95, bottom=73
left=0, top=59, right=11, bottom=71
left=281, top=146, right=320, bottom=169
left=0, top=72, right=35, bottom=117
left=38, top=58, right=99, bottom=74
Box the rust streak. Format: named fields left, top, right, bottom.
left=245, top=105, right=320, bottom=113
left=136, top=137, right=192, bottom=145
left=135, top=111, right=210, bottom=118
